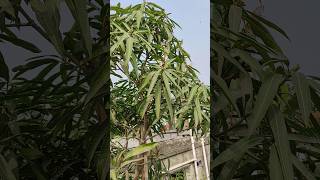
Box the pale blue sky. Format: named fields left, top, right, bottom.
left=111, top=0, right=210, bottom=85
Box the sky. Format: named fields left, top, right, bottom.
left=111, top=0, right=210, bottom=85
left=246, top=0, right=320, bottom=77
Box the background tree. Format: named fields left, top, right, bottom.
left=212, top=0, right=320, bottom=179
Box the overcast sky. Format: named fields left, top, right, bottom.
left=246, top=0, right=320, bottom=77
left=111, top=0, right=210, bottom=85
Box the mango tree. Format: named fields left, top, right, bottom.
left=110, top=2, right=209, bottom=179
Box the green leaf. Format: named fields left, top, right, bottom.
left=139, top=71, right=155, bottom=93
left=155, top=81, right=161, bottom=120
left=291, top=154, right=317, bottom=180
left=65, top=0, right=92, bottom=57
left=120, top=157, right=144, bottom=168
left=244, top=13, right=283, bottom=54
left=124, top=37, right=134, bottom=74
left=162, top=73, right=174, bottom=120
left=293, top=72, right=312, bottom=126
left=269, top=144, right=285, bottom=180
left=247, top=73, right=283, bottom=135
left=0, top=34, right=41, bottom=53
left=85, top=61, right=109, bottom=104
left=123, top=142, right=158, bottom=160
left=247, top=11, right=290, bottom=40
left=110, top=34, right=128, bottom=53
left=0, top=0, right=15, bottom=17
left=230, top=49, right=265, bottom=79
left=212, top=42, right=247, bottom=74
left=146, top=70, right=160, bottom=97
left=0, top=154, right=16, bottom=180
left=228, top=5, right=242, bottom=32
left=212, top=137, right=262, bottom=168
left=288, top=134, right=320, bottom=144
left=86, top=121, right=108, bottom=165
left=0, top=52, right=9, bottom=81
left=212, top=72, right=240, bottom=115
left=268, top=105, right=294, bottom=180
left=30, top=0, right=64, bottom=55
left=217, top=156, right=242, bottom=180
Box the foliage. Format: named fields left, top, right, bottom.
left=0, top=0, right=110, bottom=179
left=212, top=0, right=320, bottom=179
left=110, top=2, right=209, bottom=179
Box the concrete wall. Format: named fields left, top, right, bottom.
left=157, top=136, right=210, bottom=180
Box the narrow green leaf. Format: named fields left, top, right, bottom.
left=218, top=156, right=242, bottom=180
left=85, top=61, right=109, bottom=104
left=123, top=142, right=158, bottom=160
left=293, top=72, right=312, bottom=126
left=155, top=81, right=161, bottom=120
left=212, top=137, right=262, bottom=168
left=65, top=0, right=92, bottom=57
left=291, top=154, right=317, bottom=180
left=110, top=34, right=128, bottom=53
left=212, top=71, right=240, bottom=115
left=230, top=49, right=265, bottom=79
left=228, top=5, right=242, bottom=32
left=268, top=105, right=294, bottom=180
left=146, top=70, right=160, bottom=97
left=247, top=11, right=290, bottom=40
left=288, top=134, right=320, bottom=144
left=162, top=73, right=173, bottom=119
left=30, top=0, right=64, bottom=55
left=247, top=73, right=283, bottom=135
left=86, top=121, right=108, bottom=165
left=124, top=37, right=134, bottom=74
left=269, top=144, right=285, bottom=180
left=138, top=71, right=155, bottom=93
left=0, top=34, right=41, bottom=53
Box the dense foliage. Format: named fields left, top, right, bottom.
left=110, top=2, right=209, bottom=179
left=212, top=0, right=320, bottom=179
left=0, top=0, right=110, bottom=179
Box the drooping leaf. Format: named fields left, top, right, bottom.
left=293, top=72, right=312, bottom=126
left=65, top=0, right=92, bottom=57
left=246, top=10, right=290, bottom=40
left=212, top=137, right=262, bottom=168
left=155, top=81, right=161, bottom=120
left=0, top=34, right=41, bottom=53
left=85, top=61, right=109, bottom=104
left=228, top=5, right=242, bottom=32
left=268, top=105, right=294, bottom=180
left=291, top=154, right=317, bottom=180
left=123, top=142, right=158, bottom=160
left=30, top=0, right=64, bottom=55
left=247, top=73, right=283, bottom=135
left=269, top=144, right=285, bottom=180
left=212, top=71, right=240, bottom=115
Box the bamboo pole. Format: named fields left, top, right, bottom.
left=190, top=129, right=199, bottom=180
left=201, top=137, right=210, bottom=180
